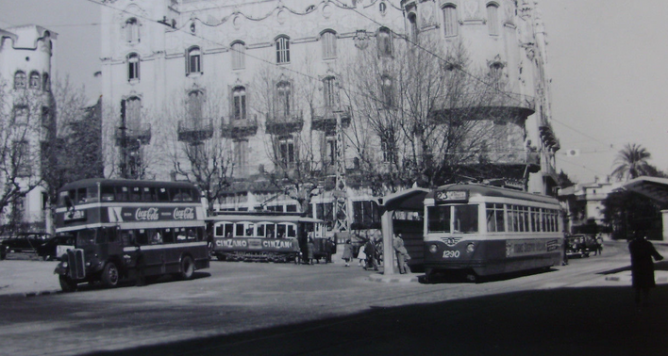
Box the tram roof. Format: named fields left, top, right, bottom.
left=59, top=178, right=199, bottom=192
left=428, top=184, right=559, bottom=204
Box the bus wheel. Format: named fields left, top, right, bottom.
left=101, top=263, right=119, bottom=288
left=59, top=275, right=78, bottom=292
left=179, top=256, right=195, bottom=280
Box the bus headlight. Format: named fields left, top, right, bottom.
left=466, top=243, right=475, bottom=254
left=429, top=244, right=438, bottom=254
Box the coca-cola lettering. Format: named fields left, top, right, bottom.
left=135, top=207, right=159, bottom=221
left=173, top=207, right=195, bottom=220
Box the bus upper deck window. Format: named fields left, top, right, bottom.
left=77, top=188, right=87, bottom=203
left=116, top=187, right=129, bottom=201
left=143, top=187, right=154, bottom=201
left=131, top=187, right=142, bottom=201
left=101, top=186, right=115, bottom=202
left=158, top=188, right=170, bottom=202
left=86, top=185, right=99, bottom=203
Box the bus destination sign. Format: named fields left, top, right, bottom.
left=435, top=190, right=468, bottom=203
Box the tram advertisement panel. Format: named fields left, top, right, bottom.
left=215, top=237, right=298, bottom=252
left=506, top=238, right=560, bottom=257
left=109, top=206, right=199, bottom=222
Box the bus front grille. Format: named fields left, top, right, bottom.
left=67, top=249, right=86, bottom=280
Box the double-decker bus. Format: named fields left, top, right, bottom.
left=423, top=184, right=564, bottom=281
left=54, top=179, right=210, bottom=291
left=207, top=212, right=326, bottom=262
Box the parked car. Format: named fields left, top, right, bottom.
left=1, top=232, right=51, bottom=254
left=35, top=234, right=76, bottom=261
left=566, top=235, right=589, bottom=258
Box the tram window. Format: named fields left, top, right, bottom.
left=246, top=224, right=254, bottom=236
left=277, top=224, right=287, bottom=239
left=224, top=223, right=234, bottom=237
left=286, top=205, right=297, bottom=212
left=287, top=224, right=296, bottom=238
left=266, top=224, right=276, bottom=238
left=236, top=223, right=245, bottom=237
left=101, top=186, right=115, bottom=201
left=485, top=203, right=505, bottom=232
left=257, top=224, right=265, bottom=237
left=157, top=187, right=170, bottom=202
left=428, top=206, right=451, bottom=233
left=454, top=205, right=478, bottom=233
left=215, top=224, right=223, bottom=237
left=116, top=186, right=129, bottom=201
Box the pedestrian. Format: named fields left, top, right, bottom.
left=306, top=237, right=315, bottom=265
left=325, top=238, right=334, bottom=263
left=393, top=231, right=410, bottom=274
left=364, top=237, right=378, bottom=271
left=629, top=234, right=664, bottom=306
left=357, top=242, right=367, bottom=266
left=562, top=232, right=569, bottom=266
left=595, top=234, right=604, bottom=256
left=375, top=232, right=384, bottom=267
left=341, top=239, right=354, bottom=267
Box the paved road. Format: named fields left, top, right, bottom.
left=0, top=242, right=666, bottom=356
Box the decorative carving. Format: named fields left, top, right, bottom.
left=464, top=0, right=479, bottom=20
left=277, top=10, right=286, bottom=24
left=418, top=1, right=436, bottom=28
left=353, top=30, right=369, bottom=50
left=233, top=15, right=242, bottom=30
left=323, top=4, right=332, bottom=18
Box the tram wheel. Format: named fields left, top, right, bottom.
left=179, top=256, right=195, bottom=280
left=59, top=275, right=78, bottom=292
left=101, top=262, right=119, bottom=288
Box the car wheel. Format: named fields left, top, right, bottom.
left=100, top=262, right=120, bottom=288
left=179, top=256, right=195, bottom=280
left=59, top=275, right=78, bottom=292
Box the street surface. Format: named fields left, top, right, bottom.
left=0, top=242, right=666, bottom=356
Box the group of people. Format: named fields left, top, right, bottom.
left=340, top=230, right=411, bottom=274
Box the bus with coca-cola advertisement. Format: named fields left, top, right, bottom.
left=53, top=179, right=210, bottom=292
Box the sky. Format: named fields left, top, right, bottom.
left=1, top=0, right=667, bottom=185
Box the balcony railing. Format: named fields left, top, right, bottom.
left=265, top=111, right=303, bottom=135
left=311, top=106, right=351, bottom=132
left=221, top=114, right=259, bottom=139
left=115, top=124, right=152, bottom=147
left=178, top=119, right=214, bottom=143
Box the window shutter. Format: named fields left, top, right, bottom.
left=245, top=84, right=251, bottom=124
left=199, top=48, right=203, bottom=73
left=185, top=49, right=190, bottom=75
left=228, top=85, right=234, bottom=121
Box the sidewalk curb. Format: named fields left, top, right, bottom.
left=2, top=289, right=60, bottom=299
left=367, top=273, right=419, bottom=283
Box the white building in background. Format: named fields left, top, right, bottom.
left=558, top=177, right=623, bottom=235
left=0, top=24, right=57, bottom=232
left=99, top=0, right=560, bottom=220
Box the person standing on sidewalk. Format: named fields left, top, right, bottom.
left=363, top=237, right=378, bottom=271
left=629, top=234, right=664, bottom=306
left=393, top=231, right=410, bottom=274
left=341, top=239, right=354, bottom=267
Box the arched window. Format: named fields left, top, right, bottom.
left=42, top=73, right=50, bottom=92
left=187, top=91, right=204, bottom=124
left=276, top=36, right=290, bottom=64
left=487, top=3, right=499, bottom=36
left=377, top=27, right=393, bottom=56
left=14, top=71, right=26, bottom=89
left=123, top=96, right=142, bottom=131
left=128, top=53, right=140, bottom=81
left=408, top=13, right=418, bottom=43
left=279, top=136, right=295, bottom=164
left=231, top=41, right=245, bottom=70
left=126, top=18, right=140, bottom=43
left=381, top=76, right=394, bottom=108
left=29, top=71, right=40, bottom=89
left=186, top=46, right=202, bottom=75
left=323, top=76, right=337, bottom=107
left=276, top=81, right=291, bottom=116
left=442, top=4, right=458, bottom=37
left=321, top=30, right=337, bottom=59
left=232, top=86, right=246, bottom=120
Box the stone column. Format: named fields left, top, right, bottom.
left=381, top=210, right=395, bottom=275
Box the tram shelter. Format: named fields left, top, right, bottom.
left=622, top=176, right=668, bottom=242
left=377, top=188, right=430, bottom=276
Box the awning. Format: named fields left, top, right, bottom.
left=377, top=188, right=430, bottom=212
left=621, top=176, right=668, bottom=205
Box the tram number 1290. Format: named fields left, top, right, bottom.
left=442, top=250, right=460, bottom=258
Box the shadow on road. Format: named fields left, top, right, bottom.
left=84, top=284, right=668, bottom=356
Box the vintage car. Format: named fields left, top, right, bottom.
left=566, top=235, right=589, bottom=258
left=35, top=234, right=76, bottom=261
left=1, top=232, right=51, bottom=254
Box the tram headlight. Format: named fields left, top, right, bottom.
left=429, top=244, right=438, bottom=254
left=466, top=243, right=475, bottom=254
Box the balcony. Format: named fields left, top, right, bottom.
left=539, top=124, right=561, bottom=152
left=115, top=124, right=152, bottom=148
left=433, top=92, right=536, bottom=123
left=265, top=111, right=303, bottom=135
left=311, top=106, right=351, bottom=133
left=221, top=114, right=259, bottom=139
left=178, top=120, right=214, bottom=143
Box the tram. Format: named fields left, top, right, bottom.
left=207, top=212, right=326, bottom=262
left=423, top=184, right=564, bottom=280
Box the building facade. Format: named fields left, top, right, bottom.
left=558, top=178, right=623, bottom=236
left=0, top=24, right=57, bottom=232
left=99, top=0, right=560, bottom=224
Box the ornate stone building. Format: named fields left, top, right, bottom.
left=99, top=0, right=559, bottom=224
left=0, top=24, right=57, bottom=231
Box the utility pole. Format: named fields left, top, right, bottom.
left=333, top=111, right=349, bottom=233
left=119, top=99, right=128, bottom=179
